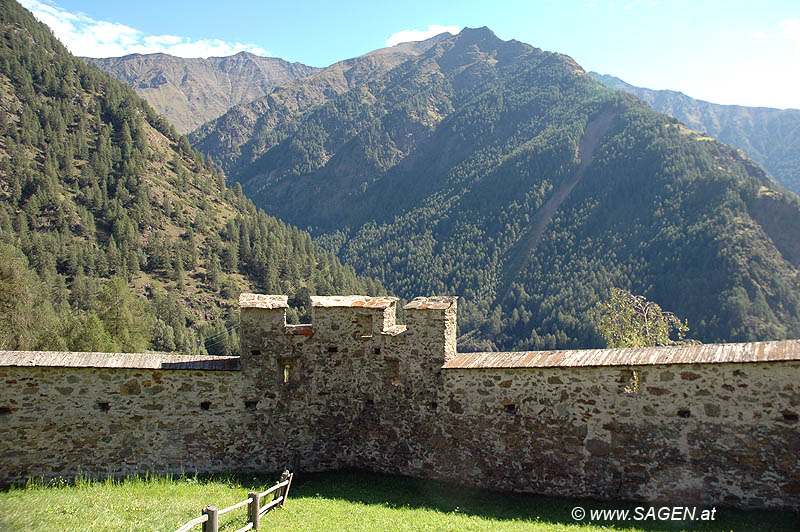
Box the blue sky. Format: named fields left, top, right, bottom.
left=20, top=0, right=800, bottom=109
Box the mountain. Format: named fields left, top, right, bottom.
left=189, top=33, right=451, bottom=175
left=192, top=27, right=800, bottom=351
left=85, top=52, right=321, bottom=133
left=0, top=0, right=383, bottom=354
left=591, top=72, right=800, bottom=194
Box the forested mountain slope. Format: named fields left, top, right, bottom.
left=85, top=52, right=320, bottom=134
left=192, top=27, right=800, bottom=351
left=0, top=0, right=383, bottom=354
left=189, top=33, right=451, bottom=177
left=591, top=72, right=800, bottom=194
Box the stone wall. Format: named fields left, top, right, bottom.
left=356, top=362, right=800, bottom=509
left=1, top=294, right=799, bottom=510
left=0, top=351, right=311, bottom=485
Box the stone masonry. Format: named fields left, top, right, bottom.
left=1, top=293, right=799, bottom=510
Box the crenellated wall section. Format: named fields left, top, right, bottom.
left=1, top=294, right=799, bottom=509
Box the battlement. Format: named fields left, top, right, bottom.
left=239, top=293, right=457, bottom=363
left=238, top=293, right=455, bottom=338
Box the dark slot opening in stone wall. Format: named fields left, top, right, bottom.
left=200, top=401, right=211, bottom=411
left=279, top=358, right=298, bottom=383
left=0, top=407, right=10, bottom=415
left=327, top=346, right=338, bottom=353
left=96, top=402, right=110, bottom=412
left=677, top=409, right=691, bottom=418
left=505, top=403, right=516, bottom=414
left=244, top=400, right=258, bottom=411
left=250, top=350, right=262, bottom=356
left=783, top=412, right=798, bottom=424
left=620, top=369, right=640, bottom=394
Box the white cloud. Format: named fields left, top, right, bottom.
left=750, top=17, right=800, bottom=46
left=385, top=24, right=460, bottom=47
left=777, top=18, right=800, bottom=43
left=18, top=0, right=271, bottom=58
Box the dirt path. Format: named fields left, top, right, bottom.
left=495, top=108, right=618, bottom=307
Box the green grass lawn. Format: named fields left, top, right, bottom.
left=0, top=470, right=797, bottom=532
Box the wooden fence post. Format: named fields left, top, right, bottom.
left=202, top=506, right=218, bottom=532
left=248, top=491, right=260, bottom=529
left=279, top=470, right=292, bottom=508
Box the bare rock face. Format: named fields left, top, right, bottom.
left=85, top=52, right=321, bottom=133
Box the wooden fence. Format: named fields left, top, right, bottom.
left=162, top=470, right=294, bottom=532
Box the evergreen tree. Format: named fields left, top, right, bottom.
left=98, top=276, right=151, bottom=352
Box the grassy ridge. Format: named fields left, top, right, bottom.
left=1, top=471, right=797, bottom=532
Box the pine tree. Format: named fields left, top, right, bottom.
left=207, top=255, right=221, bottom=292
left=98, top=276, right=151, bottom=352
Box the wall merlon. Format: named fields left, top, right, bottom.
left=403, top=296, right=457, bottom=311
left=403, top=296, right=458, bottom=363
left=239, top=293, right=289, bottom=309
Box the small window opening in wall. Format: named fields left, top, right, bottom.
left=783, top=412, right=798, bottom=424
left=677, top=409, right=691, bottom=418
left=244, top=400, right=258, bottom=411
left=373, top=347, right=381, bottom=355
left=200, top=401, right=211, bottom=411
left=0, top=407, right=11, bottom=416
left=366, top=398, right=375, bottom=406
left=620, top=369, right=640, bottom=394
left=96, top=402, right=110, bottom=412
left=504, top=403, right=516, bottom=414
left=327, top=346, right=338, bottom=353
left=429, top=401, right=438, bottom=411
left=279, top=358, right=298, bottom=384
left=250, top=350, right=262, bottom=356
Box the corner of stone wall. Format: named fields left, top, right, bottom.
left=238, top=294, right=289, bottom=387
left=403, top=296, right=458, bottom=364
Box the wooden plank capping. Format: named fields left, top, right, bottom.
left=443, top=339, right=800, bottom=369
left=0, top=350, right=241, bottom=370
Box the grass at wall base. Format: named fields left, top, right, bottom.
left=0, top=470, right=797, bottom=532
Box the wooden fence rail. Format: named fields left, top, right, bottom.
left=158, top=470, right=293, bottom=532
